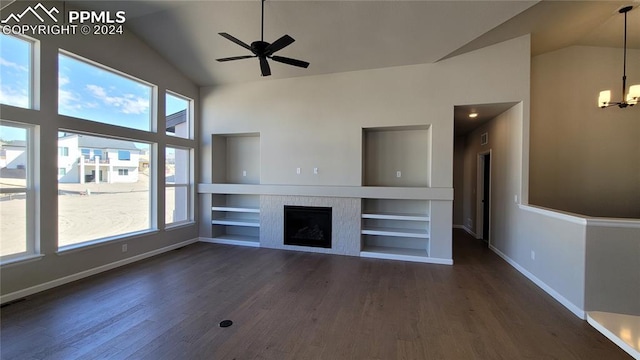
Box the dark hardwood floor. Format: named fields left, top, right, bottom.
left=1, top=230, right=630, bottom=359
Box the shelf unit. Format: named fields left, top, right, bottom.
left=360, top=198, right=431, bottom=262
left=210, top=194, right=260, bottom=247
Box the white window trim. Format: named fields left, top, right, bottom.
left=166, top=90, right=194, bottom=140
left=58, top=50, right=155, bottom=132
left=165, top=146, right=193, bottom=226
left=0, top=121, right=38, bottom=265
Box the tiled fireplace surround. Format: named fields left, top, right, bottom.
left=260, top=195, right=361, bottom=256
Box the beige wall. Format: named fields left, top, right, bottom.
left=199, top=35, right=532, bottom=261
left=530, top=46, right=640, bottom=218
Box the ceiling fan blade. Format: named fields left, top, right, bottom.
left=216, top=55, right=256, bottom=62
left=219, top=32, right=253, bottom=52
left=271, top=56, right=310, bottom=68
left=259, top=57, right=271, bottom=76
left=265, top=34, right=295, bottom=55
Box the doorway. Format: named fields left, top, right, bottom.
left=476, top=151, right=491, bottom=244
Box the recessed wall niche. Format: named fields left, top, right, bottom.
left=362, top=125, right=431, bottom=187
left=212, top=133, right=260, bottom=184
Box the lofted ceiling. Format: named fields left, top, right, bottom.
left=65, top=0, right=541, bottom=85
left=59, top=0, right=640, bottom=87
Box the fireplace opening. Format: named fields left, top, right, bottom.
left=284, top=205, right=332, bottom=248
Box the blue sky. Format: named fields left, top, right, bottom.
left=1, top=33, right=189, bottom=140
left=0, top=34, right=30, bottom=110
left=58, top=53, right=153, bottom=131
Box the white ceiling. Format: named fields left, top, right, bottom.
left=69, top=0, right=538, bottom=85
left=64, top=0, right=639, bottom=87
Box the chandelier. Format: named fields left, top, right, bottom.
left=598, top=6, right=639, bottom=108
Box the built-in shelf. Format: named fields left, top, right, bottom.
left=211, top=217, right=260, bottom=227
left=211, top=194, right=260, bottom=247
left=361, top=198, right=431, bottom=261
left=361, top=226, right=429, bottom=238
left=362, top=212, right=430, bottom=221
left=211, top=206, right=260, bottom=213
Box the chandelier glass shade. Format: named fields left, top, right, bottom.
left=598, top=6, right=639, bottom=108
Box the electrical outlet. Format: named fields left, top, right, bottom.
left=514, top=195, right=518, bottom=203
left=396, top=171, right=402, bottom=178
left=314, top=167, right=318, bottom=175
left=122, top=244, right=128, bottom=253
left=242, top=170, right=247, bottom=177
left=296, top=167, right=301, bottom=175
left=531, top=250, right=535, bottom=260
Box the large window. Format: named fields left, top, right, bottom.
left=165, top=147, right=192, bottom=226
left=58, top=52, right=152, bottom=131
left=57, top=132, right=152, bottom=249
left=0, top=122, right=35, bottom=261
left=0, top=34, right=33, bottom=109
left=166, top=92, right=191, bottom=139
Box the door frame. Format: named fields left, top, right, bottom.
left=476, top=150, right=492, bottom=244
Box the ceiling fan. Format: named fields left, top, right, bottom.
left=216, top=0, right=309, bottom=77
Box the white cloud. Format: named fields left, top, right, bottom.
left=0, top=85, right=29, bottom=108
left=58, top=89, right=82, bottom=112
left=86, top=84, right=107, bottom=98
left=86, top=84, right=149, bottom=115
left=0, top=57, right=28, bottom=72
left=58, top=75, right=70, bottom=87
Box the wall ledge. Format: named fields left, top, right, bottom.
left=519, top=204, right=640, bottom=228
left=198, top=183, right=454, bottom=201
left=519, top=204, right=587, bottom=225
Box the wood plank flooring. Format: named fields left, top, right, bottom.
left=1, top=230, right=631, bottom=359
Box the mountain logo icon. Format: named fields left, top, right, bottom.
left=1, top=3, right=59, bottom=24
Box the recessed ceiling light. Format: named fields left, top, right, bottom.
left=469, top=113, right=478, bottom=118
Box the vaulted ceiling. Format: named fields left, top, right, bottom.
left=61, top=0, right=639, bottom=87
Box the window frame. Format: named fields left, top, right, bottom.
left=165, top=145, right=194, bottom=227
left=57, top=130, right=156, bottom=252
left=0, top=33, right=36, bottom=110
left=165, top=91, right=193, bottom=140
left=57, top=50, right=154, bottom=132
left=0, top=120, right=39, bottom=264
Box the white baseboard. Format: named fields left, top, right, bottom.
left=0, top=238, right=199, bottom=305
left=489, top=244, right=586, bottom=320
left=587, top=312, right=640, bottom=360
left=453, top=224, right=477, bottom=238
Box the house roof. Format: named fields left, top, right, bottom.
left=0, top=140, right=27, bottom=148
left=166, top=109, right=187, bottom=129
left=73, top=135, right=140, bottom=152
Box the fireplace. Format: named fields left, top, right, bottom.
left=284, top=205, right=332, bottom=248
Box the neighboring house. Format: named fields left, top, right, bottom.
left=0, top=140, right=27, bottom=170
left=57, top=134, right=141, bottom=184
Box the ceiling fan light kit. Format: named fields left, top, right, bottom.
left=598, top=5, right=639, bottom=108
left=216, top=0, right=309, bottom=77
